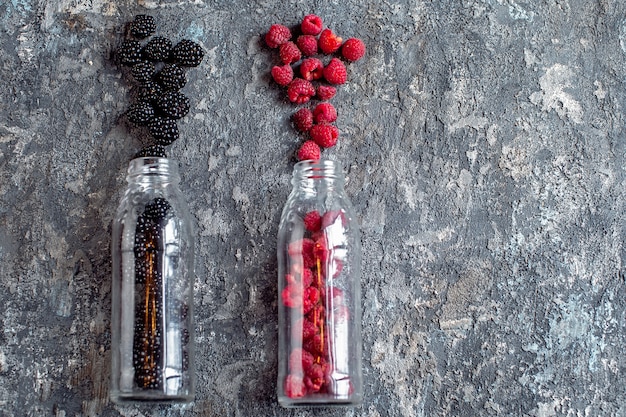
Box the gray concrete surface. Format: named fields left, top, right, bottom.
left=1, top=0, right=625, bottom=416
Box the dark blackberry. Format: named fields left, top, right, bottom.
left=126, top=101, right=155, bottom=126
left=130, top=61, right=155, bottom=85
left=117, top=40, right=143, bottom=66
left=134, top=144, right=167, bottom=159
left=172, top=39, right=204, bottom=67
left=156, top=91, right=190, bottom=119
left=144, top=197, right=172, bottom=222
left=136, top=81, right=163, bottom=105
left=155, top=64, right=187, bottom=91
left=142, top=36, right=172, bottom=61
left=149, top=117, right=180, bottom=145
left=129, top=14, right=156, bottom=39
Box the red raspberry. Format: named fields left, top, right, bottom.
left=318, top=28, right=343, bottom=54
left=297, top=140, right=321, bottom=161
left=301, top=14, right=323, bottom=36
left=281, top=284, right=302, bottom=308
left=271, top=64, right=293, bottom=87
left=313, top=237, right=329, bottom=264
left=279, top=41, right=301, bottom=65
left=304, top=363, right=325, bottom=392
left=296, top=35, right=318, bottom=56
left=323, top=58, right=347, bottom=85
left=310, top=123, right=339, bottom=148
left=302, top=286, right=320, bottom=315
left=303, top=333, right=326, bottom=356
left=287, top=78, right=316, bottom=104
left=265, top=24, right=291, bottom=48
left=313, top=102, right=337, bottom=124
left=300, top=58, right=324, bottom=81
left=303, top=210, right=322, bottom=232
left=292, top=317, right=318, bottom=341
left=341, top=37, right=366, bottom=62
left=288, top=237, right=316, bottom=268
left=292, top=108, right=313, bottom=132
left=289, top=348, right=315, bottom=373
left=302, top=268, right=314, bottom=287
left=316, top=85, right=336, bottom=101
left=284, top=374, right=306, bottom=398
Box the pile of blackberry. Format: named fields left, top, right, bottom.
left=117, top=14, right=204, bottom=159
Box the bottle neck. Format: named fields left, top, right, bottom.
left=292, top=160, right=345, bottom=192
left=126, top=157, right=181, bottom=186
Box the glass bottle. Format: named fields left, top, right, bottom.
left=277, top=159, right=362, bottom=407
left=110, top=157, right=195, bottom=403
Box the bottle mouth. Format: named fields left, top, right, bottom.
left=127, top=157, right=180, bottom=180
left=293, top=159, right=342, bottom=180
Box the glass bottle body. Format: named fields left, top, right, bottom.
left=277, top=160, right=362, bottom=407
left=110, top=157, right=195, bottom=403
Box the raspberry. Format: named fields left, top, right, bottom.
left=172, top=39, right=204, bottom=67
left=341, top=37, right=366, bottom=62
left=313, top=238, right=329, bottom=264
left=323, top=58, right=347, bottom=85
left=281, top=284, right=302, bottom=308
left=265, top=24, right=291, bottom=48
left=292, top=318, right=318, bottom=341
left=297, top=140, right=321, bottom=161
left=302, top=287, right=320, bottom=315
left=303, top=211, right=322, bottom=232
left=284, top=374, right=306, bottom=399
left=288, top=237, right=316, bottom=268
left=292, top=108, right=313, bottom=132
left=271, top=64, right=294, bottom=87
left=279, top=41, right=302, bottom=64
left=313, top=102, right=337, bottom=124
left=302, top=268, right=314, bottom=287
left=301, top=14, right=323, bottom=36
left=304, top=363, right=325, bottom=392
left=318, top=28, right=343, bottom=54
left=316, top=85, right=336, bottom=101
left=289, top=348, right=315, bottom=373
left=129, top=15, right=156, bottom=39
left=296, top=35, right=318, bottom=56
left=287, top=78, right=315, bottom=104
left=299, top=58, right=323, bottom=81
left=310, top=124, right=339, bottom=148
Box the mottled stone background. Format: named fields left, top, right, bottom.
left=0, top=0, right=624, bottom=416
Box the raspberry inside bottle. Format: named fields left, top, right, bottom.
left=277, top=159, right=362, bottom=407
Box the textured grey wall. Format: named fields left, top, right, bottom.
left=0, top=0, right=625, bottom=416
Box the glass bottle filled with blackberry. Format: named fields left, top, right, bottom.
left=111, top=156, right=195, bottom=403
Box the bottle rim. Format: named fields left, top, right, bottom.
left=127, top=157, right=180, bottom=181
left=293, top=159, right=343, bottom=180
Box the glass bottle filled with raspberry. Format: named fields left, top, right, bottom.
left=277, top=159, right=362, bottom=406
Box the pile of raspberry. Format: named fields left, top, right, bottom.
left=281, top=209, right=353, bottom=398
left=116, top=14, right=204, bottom=159
left=265, top=15, right=365, bottom=161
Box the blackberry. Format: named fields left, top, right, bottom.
left=126, top=101, right=155, bottom=126
left=135, top=81, right=163, bottom=105
left=156, top=91, right=190, bottom=119
left=172, top=39, right=204, bottom=67
left=117, top=40, right=143, bottom=66
left=134, top=144, right=167, bottom=159
left=129, top=14, right=156, bottom=39
left=156, top=64, right=187, bottom=91
left=130, top=61, right=155, bottom=85
left=144, top=197, right=172, bottom=222
left=149, top=116, right=179, bottom=145
left=142, top=36, right=172, bottom=62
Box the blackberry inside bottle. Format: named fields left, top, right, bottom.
left=111, top=157, right=195, bottom=403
